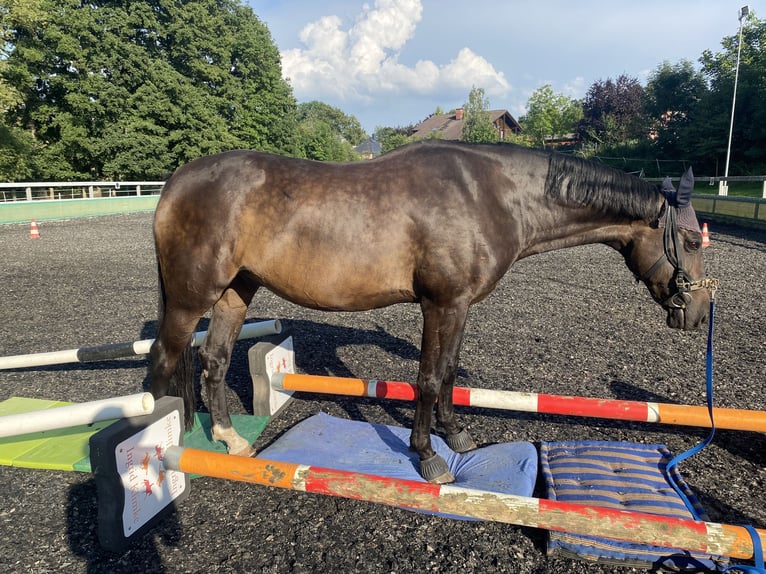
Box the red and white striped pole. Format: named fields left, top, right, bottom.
left=164, top=445, right=766, bottom=561
left=272, top=373, right=766, bottom=433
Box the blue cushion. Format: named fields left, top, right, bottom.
left=541, top=440, right=728, bottom=571
left=259, top=412, right=537, bottom=518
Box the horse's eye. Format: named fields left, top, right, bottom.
left=686, top=239, right=701, bottom=252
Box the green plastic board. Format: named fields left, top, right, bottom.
left=0, top=397, right=270, bottom=472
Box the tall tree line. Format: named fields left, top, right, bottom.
left=1, top=0, right=324, bottom=180
left=4, top=3, right=766, bottom=179
left=380, top=13, right=766, bottom=178
left=536, top=14, right=766, bottom=176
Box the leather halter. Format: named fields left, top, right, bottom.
left=640, top=203, right=719, bottom=309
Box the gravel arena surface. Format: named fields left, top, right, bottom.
left=0, top=212, right=765, bottom=574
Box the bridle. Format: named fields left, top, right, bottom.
left=639, top=202, right=719, bottom=309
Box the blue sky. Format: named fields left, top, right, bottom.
left=248, top=1, right=754, bottom=133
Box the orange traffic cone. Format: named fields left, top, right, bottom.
left=29, top=219, right=40, bottom=239
left=701, top=222, right=710, bottom=248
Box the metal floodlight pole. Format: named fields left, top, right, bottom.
left=721, top=5, right=749, bottom=196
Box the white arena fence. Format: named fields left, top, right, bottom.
left=0, top=181, right=165, bottom=202
left=1, top=177, right=764, bottom=227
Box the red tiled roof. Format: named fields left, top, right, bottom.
left=410, top=109, right=521, bottom=141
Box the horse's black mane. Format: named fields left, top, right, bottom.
left=389, top=140, right=661, bottom=221
left=544, top=152, right=660, bottom=221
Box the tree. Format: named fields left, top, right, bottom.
left=296, top=101, right=366, bottom=161
left=577, top=75, right=646, bottom=147
left=644, top=60, right=708, bottom=159
left=374, top=125, right=412, bottom=153
left=1, top=0, right=297, bottom=179
left=0, top=0, right=46, bottom=180
left=216, top=1, right=299, bottom=155
left=691, top=12, right=766, bottom=174
left=462, top=86, right=497, bottom=143
left=645, top=60, right=707, bottom=124
left=1, top=0, right=45, bottom=112
left=297, top=101, right=366, bottom=146
left=294, top=101, right=364, bottom=161
left=520, top=85, right=582, bottom=147
left=0, top=123, right=35, bottom=180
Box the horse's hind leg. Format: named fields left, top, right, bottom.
left=150, top=308, right=202, bottom=401
left=198, top=277, right=257, bottom=456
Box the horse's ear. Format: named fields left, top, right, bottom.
left=661, top=176, right=676, bottom=204
left=676, top=167, right=694, bottom=207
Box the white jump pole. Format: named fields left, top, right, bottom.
left=0, top=319, right=281, bottom=370
left=0, top=392, right=155, bottom=439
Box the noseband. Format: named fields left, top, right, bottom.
left=640, top=203, right=719, bottom=309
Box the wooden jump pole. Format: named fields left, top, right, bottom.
left=164, top=445, right=766, bottom=562
left=90, top=395, right=765, bottom=565
left=271, top=372, right=766, bottom=433
left=0, top=319, right=281, bottom=370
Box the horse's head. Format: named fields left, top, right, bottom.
left=623, top=168, right=718, bottom=330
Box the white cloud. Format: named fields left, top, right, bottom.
left=562, top=76, right=587, bottom=99
left=280, top=0, right=509, bottom=102
left=440, top=48, right=509, bottom=95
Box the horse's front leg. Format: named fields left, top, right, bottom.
left=198, top=280, right=256, bottom=457
left=412, top=299, right=470, bottom=483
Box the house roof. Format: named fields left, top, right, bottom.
left=410, top=109, right=521, bottom=141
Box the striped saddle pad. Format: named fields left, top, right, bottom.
left=540, top=441, right=728, bottom=571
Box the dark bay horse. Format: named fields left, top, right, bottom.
left=150, top=140, right=714, bottom=483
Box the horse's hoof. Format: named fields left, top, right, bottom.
left=446, top=428, right=477, bottom=453
left=230, top=444, right=256, bottom=457
left=420, top=454, right=454, bottom=484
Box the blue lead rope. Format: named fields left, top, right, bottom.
left=664, top=297, right=765, bottom=573
left=665, top=298, right=717, bottom=514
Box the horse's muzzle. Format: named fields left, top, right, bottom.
left=666, top=301, right=708, bottom=330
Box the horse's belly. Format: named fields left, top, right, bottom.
left=254, top=256, right=417, bottom=312
left=268, top=277, right=417, bottom=311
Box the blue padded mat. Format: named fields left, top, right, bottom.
left=259, top=412, right=537, bottom=518
left=540, top=441, right=728, bottom=571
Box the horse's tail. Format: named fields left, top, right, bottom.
left=155, top=255, right=196, bottom=430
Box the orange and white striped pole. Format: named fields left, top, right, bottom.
left=165, top=445, right=766, bottom=561
left=272, top=373, right=766, bottom=433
